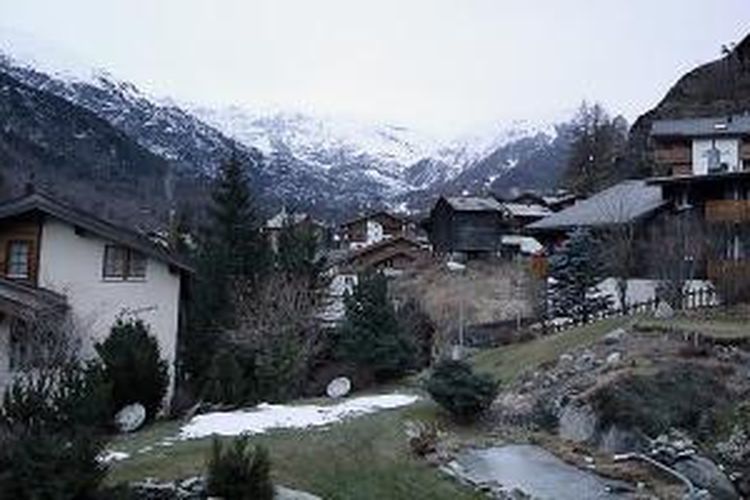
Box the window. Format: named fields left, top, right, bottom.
left=6, top=240, right=31, bottom=279
left=103, top=245, right=147, bottom=280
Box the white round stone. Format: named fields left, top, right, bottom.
left=326, top=377, right=351, bottom=399
left=114, top=403, right=147, bottom=433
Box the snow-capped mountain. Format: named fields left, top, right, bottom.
left=0, top=43, right=570, bottom=218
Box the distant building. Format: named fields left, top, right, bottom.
left=318, top=237, right=429, bottom=325
left=340, top=211, right=407, bottom=250
left=425, top=196, right=507, bottom=259
left=0, top=192, right=191, bottom=399
left=264, top=207, right=324, bottom=252
left=650, top=115, right=750, bottom=176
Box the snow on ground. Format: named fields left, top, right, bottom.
left=179, top=393, right=419, bottom=440
left=98, top=450, right=130, bottom=464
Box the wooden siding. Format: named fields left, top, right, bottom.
left=705, top=199, right=750, bottom=223
left=0, top=216, right=42, bottom=285
left=707, top=259, right=750, bottom=282
left=653, top=141, right=691, bottom=165
left=342, top=213, right=404, bottom=243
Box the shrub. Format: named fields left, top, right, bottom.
left=425, top=360, right=498, bottom=421
left=590, top=364, right=729, bottom=438
left=206, top=436, right=274, bottom=500
left=203, top=348, right=250, bottom=406
left=96, top=318, right=169, bottom=419
left=0, top=364, right=109, bottom=499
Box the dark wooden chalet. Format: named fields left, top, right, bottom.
left=425, top=196, right=506, bottom=258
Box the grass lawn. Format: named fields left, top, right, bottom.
left=106, top=396, right=482, bottom=500
left=636, top=317, right=750, bottom=340
left=470, top=317, right=636, bottom=383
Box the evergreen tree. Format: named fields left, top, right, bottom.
left=276, top=217, right=322, bottom=287
left=337, top=272, right=416, bottom=381
left=548, top=228, right=611, bottom=323
left=184, top=155, right=269, bottom=382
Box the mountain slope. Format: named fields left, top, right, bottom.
left=0, top=69, right=173, bottom=227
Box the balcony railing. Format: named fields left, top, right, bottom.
left=705, top=199, right=750, bottom=223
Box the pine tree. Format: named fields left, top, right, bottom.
left=337, top=272, right=416, bottom=381
left=548, top=228, right=611, bottom=323
left=184, top=155, right=269, bottom=382
left=276, top=217, right=321, bottom=286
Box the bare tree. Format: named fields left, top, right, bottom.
left=9, top=306, right=82, bottom=373
left=230, top=273, right=321, bottom=400
left=646, top=210, right=708, bottom=308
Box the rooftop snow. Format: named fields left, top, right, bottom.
left=445, top=196, right=503, bottom=212
left=501, top=202, right=552, bottom=218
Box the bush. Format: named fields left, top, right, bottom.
left=206, top=436, right=274, bottom=500
left=96, top=318, right=169, bottom=419
left=425, top=360, right=498, bottom=421
left=203, top=348, right=250, bottom=406
left=0, top=364, right=110, bottom=499
left=590, top=364, right=729, bottom=439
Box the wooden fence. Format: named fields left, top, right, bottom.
left=547, top=285, right=719, bottom=334
left=461, top=286, right=720, bottom=348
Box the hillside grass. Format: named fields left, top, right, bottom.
left=105, top=397, right=481, bottom=500
left=470, top=317, right=635, bottom=383
left=635, top=316, right=750, bottom=340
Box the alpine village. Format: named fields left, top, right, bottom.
left=2, top=9, right=750, bottom=500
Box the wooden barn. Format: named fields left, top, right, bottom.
left=340, top=211, right=406, bottom=249
left=425, top=196, right=507, bottom=258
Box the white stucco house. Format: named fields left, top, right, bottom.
left=0, top=192, right=191, bottom=400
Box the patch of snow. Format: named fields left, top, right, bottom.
left=98, top=450, right=130, bottom=464
left=179, top=393, right=419, bottom=440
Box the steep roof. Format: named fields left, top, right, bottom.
left=651, top=115, right=750, bottom=138
left=0, top=192, right=192, bottom=272
left=444, top=196, right=503, bottom=212
left=527, top=180, right=666, bottom=232
left=501, top=202, right=552, bottom=219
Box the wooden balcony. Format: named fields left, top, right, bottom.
left=654, top=145, right=691, bottom=165
left=705, top=199, right=750, bottom=223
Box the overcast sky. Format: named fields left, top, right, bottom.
left=1, top=0, right=749, bottom=137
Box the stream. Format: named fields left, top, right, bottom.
left=449, top=444, right=636, bottom=499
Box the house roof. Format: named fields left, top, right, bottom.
left=342, top=210, right=405, bottom=228
left=651, top=115, right=750, bottom=138
left=500, top=235, right=544, bottom=255
left=527, top=180, right=666, bottom=232
left=444, top=196, right=503, bottom=212
left=501, top=202, right=552, bottom=219
left=0, top=277, right=67, bottom=318
left=0, top=193, right=192, bottom=272
left=648, top=170, right=750, bottom=186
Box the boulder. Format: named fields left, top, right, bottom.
left=605, top=352, right=622, bottom=366
left=114, top=403, right=146, bottom=433
left=673, top=455, right=739, bottom=500
left=558, top=403, right=598, bottom=443
left=603, top=328, right=626, bottom=345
